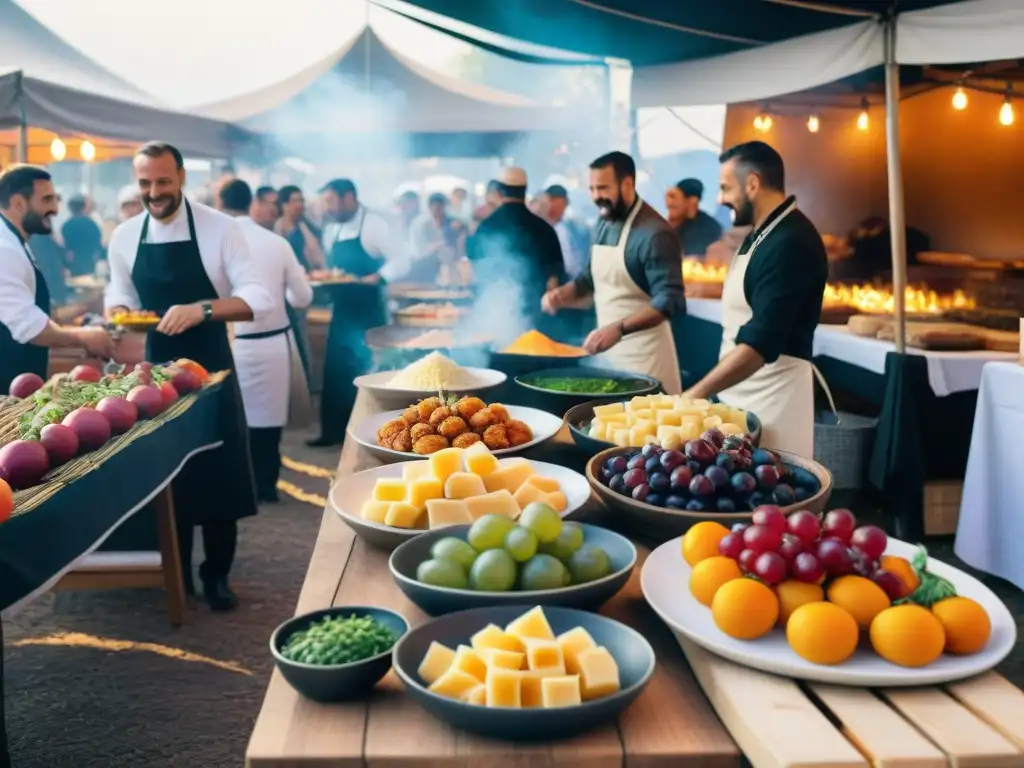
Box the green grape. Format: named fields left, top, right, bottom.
left=467, top=514, right=516, bottom=551
left=416, top=558, right=469, bottom=589
left=469, top=549, right=518, bottom=591
left=504, top=526, right=538, bottom=563
left=567, top=545, right=612, bottom=584
left=519, top=554, right=570, bottom=591
left=518, top=502, right=562, bottom=544
left=430, top=537, right=479, bottom=570
left=539, top=522, right=585, bottom=561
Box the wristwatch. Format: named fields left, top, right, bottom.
left=202, top=302, right=213, bottom=321
left=618, top=321, right=629, bottom=337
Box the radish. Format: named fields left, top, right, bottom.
left=40, top=424, right=79, bottom=465
left=9, top=373, right=44, bottom=398
left=69, top=365, right=101, bottom=383
left=127, top=385, right=164, bottom=418
left=96, top=396, right=138, bottom=435
left=158, top=381, right=179, bottom=408
left=0, top=440, right=50, bottom=490
left=170, top=368, right=201, bottom=395
left=62, top=407, right=112, bottom=452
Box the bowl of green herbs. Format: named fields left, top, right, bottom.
left=513, top=366, right=660, bottom=412
left=270, top=606, right=409, bottom=702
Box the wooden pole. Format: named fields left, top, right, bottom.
left=884, top=18, right=908, bottom=354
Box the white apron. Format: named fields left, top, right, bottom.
left=232, top=327, right=312, bottom=429
left=717, top=201, right=834, bottom=457
left=592, top=198, right=683, bottom=395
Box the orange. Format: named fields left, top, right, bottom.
left=0, top=478, right=11, bottom=524
left=931, top=597, right=991, bottom=655
left=681, top=521, right=730, bottom=567
left=689, top=556, right=743, bottom=607
left=880, top=555, right=920, bottom=594
left=175, top=358, right=209, bottom=382
left=869, top=605, right=946, bottom=667
left=786, top=602, right=860, bottom=665
left=711, top=578, right=779, bottom=640
left=827, top=575, right=891, bottom=630
left=775, top=580, right=825, bottom=626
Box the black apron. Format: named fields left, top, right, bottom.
left=0, top=215, right=51, bottom=394
left=320, top=209, right=388, bottom=441
left=132, top=201, right=258, bottom=524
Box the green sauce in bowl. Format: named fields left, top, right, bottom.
left=523, top=376, right=651, bottom=395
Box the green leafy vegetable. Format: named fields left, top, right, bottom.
left=525, top=376, right=646, bottom=394
left=280, top=614, right=397, bottom=666
left=895, top=546, right=957, bottom=608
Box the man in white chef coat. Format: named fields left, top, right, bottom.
left=105, top=141, right=273, bottom=611
left=218, top=179, right=314, bottom=503
left=0, top=164, right=115, bottom=394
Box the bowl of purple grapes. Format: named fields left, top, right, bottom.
left=586, top=429, right=831, bottom=536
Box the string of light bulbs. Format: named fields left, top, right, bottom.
left=49, top=137, right=97, bottom=162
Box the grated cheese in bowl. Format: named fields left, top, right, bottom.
left=385, top=352, right=486, bottom=391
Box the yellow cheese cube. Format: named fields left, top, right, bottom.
left=728, top=409, right=748, bottom=428
left=408, top=477, right=444, bottom=508
left=690, top=398, right=711, bottom=410
left=628, top=424, right=652, bottom=448
left=360, top=500, right=391, bottom=524
left=633, top=408, right=653, bottom=421
left=485, top=667, right=521, bottom=708
left=402, top=462, right=433, bottom=482
left=471, top=624, right=525, bottom=655
left=591, top=402, right=624, bottom=418
left=463, top=442, right=499, bottom=477
left=519, top=670, right=561, bottom=708
left=372, top=478, right=407, bottom=502
left=628, top=395, right=653, bottom=410
left=611, top=428, right=629, bottom=447
left=450, top=644, right=487, bottom=682
left=703, top=415, right=723, bottom=429
left=719, top=421, right=743, bottom=436
left=429, top=447, right=464, bottom=485
left=656, top=409, right=683, bottom=427
left=650, top=399, right=675, bottom=411
left=707, top=402, right=731, bottom=416
left=512, top=481, right=548, bottom=510
left=602, top=412, right=627, bottom=425
left=480, top=648, right=525, bottom=670
left=523, top=639, right=565, bottom=674
left=425, top=499, right=472, bottom=529
left=384, top=502, right=423, bottom=528
left=541, top=675, right=582, bottom=708
left=679, top=422, right=702, bottom=441
left=444, top=472, right=487, bottom=500
left=417, top=641, right=456, bottom=685
left=545, top=491, right=567, bottom=513
left=429, top=668, right=481, bottom=700
left=482, top=459, right=535, bottom=494
left=556, top=627, right=597, bottom=674
left=525, top=476, right=561, bottom=493
left=464, top=490, right=520, bottom=521
left=588, top=422, right=608, bottom=441
left=576, top=647, right=621, bottom=701
left=462, top=684, right=486, bottom=705
left=651, top=394, right=673, bottom=404
left=656, top=424, right=682, bottom=443
left=505, top=606, right=555, bottom=642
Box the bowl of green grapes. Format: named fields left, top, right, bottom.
left=389, top=502, right=637, bottom=616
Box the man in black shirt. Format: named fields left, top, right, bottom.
left=666, top=178, right=722, bottom=257
left=683, top=141, right=828, bottom=456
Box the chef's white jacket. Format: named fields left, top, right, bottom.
left=321, top=205, right=410, bottom=282
left=0, top=218, right=50, bottom=344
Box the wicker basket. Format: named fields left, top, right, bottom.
left=813, top=411, right=878, bottom=490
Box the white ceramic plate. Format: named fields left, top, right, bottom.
left=330, top=458, right=591, bottom=550
left=352, top=368, right=507, bottom=411
left=349, top=405, right=563, bottom=463
left=641, top=536, right=1017, bottom=687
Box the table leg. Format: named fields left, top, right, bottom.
left=0, top=620, right=10, bottom=768
left=154, top=486, right=187, bottom=627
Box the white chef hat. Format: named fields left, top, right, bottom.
left=117, top=184, right=141, bottom=205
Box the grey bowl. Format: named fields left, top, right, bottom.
left=392, top=605, right=655, bottom=740
left=389, top=523, right=637, bottom=616
left=270, top=606, right=409, bottom=702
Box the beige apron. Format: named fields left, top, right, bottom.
left=591, top=198, right=683, bottom=395
left=717, top=201, right=835, bottom=457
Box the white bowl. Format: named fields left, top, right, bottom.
left=353, top=368, right=507, bottom=411
left=348, top=405, right=563, bottom=464
left=330, top=458, right=592, bottom=549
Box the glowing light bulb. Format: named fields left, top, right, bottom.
left=807, top=114, right=820, bottom=133
left=999, top=99, right=1014, bottom=126
left=752, top=114, right=764, bottom=131
left=753, top=114, right=772, bottom=132
left=80, top=140, right=96, bottom=162
left=857, top=110, right=869, bottom=131
left=50, top=137, right=66, bottom=161
left=952, top=87, right=968, bottom=110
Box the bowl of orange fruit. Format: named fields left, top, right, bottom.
left=640, top=505, right=1016, bottom=686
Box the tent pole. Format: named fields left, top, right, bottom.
left=16, top=72, right=28, bottom=164
left=883, top=18, right=907, bottom=354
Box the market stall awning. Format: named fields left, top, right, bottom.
left=897, top=0, right=1024, bottom=65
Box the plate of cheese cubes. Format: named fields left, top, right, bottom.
left=392, top=605, right=655, bottom=740
left=329, top=443, right=591, bottom=550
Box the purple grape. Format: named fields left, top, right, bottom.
left=747, top=492, right=766, bottom=510
left=701, top=428, right=725, bottom=448
left=642, top=442, right=662, bottom=458
left=649, top=472, right=671, bottom=493
left=684, top=439, right=717, bottom=465
left=622, top=468, right=647, bottom=489
left=632, top=482, right=651, bottom=502
left=646, top=494, right=665, bottom=507
left=600, top=467, right=613, bottom=481
left=754, top=463, right=780, bottom=490
left=627, top=454, right=646, bottom=472
left=608, top=474, right=626, bottom=494
left=659, top=449, right=685, bottom=472
left=704, top=465, right=730, bottom=489
left=645, top=456, right=662, bottom=475
left=670, top=465, right=693, bottom=489
left=730, top=472, right=756, bottom=495
left=772, top=483, right=795, bottom=506
left=731, top=522, right=749, bottom=535
left=685, top=499, right=707, bottom=511
left=751, top=448, right=775, bottom=466
left=689, top=475, right=715, bottom=496
left=716, top=497, right=736, bottom=513
left=715, top=452, right=736, bottom=474
left=723, top=435, right=744, bottom=450
left=686, top=460, right=702, bottom=475
left=666, top=495, right=688, bottom=510
left=606, top=456, right=628, bottom=474
left=794, top=487, right=811, bottom=502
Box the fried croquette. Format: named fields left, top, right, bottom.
left=377, top=418, right=407, bottom=446
left=451, top=432, right=482, bottom=449
left=504, top=419, right=533, bottom=446
left=455, top=396, right=487, bottom=420
left=417, top=397, right=443, bottom=420
left=438, top=416, right=469, bottom=440
left=401, top=406, right=423, bottom=426
left=428, top=405, right=453, bottom=426
left=482, top=423, right=510, bottom=450
left=412, top=434, right=448, bottom=454
left=409, top=422, right=436, bottom=441
left=391, top=428, right=413, bottom=452
left=469, top=407, right=497, bottom=432
left=488, top=403, right=510, bottom=423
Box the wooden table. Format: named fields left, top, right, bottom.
left=247, top=391, right=1024, bottom=767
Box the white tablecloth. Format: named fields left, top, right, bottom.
left=682, top=298, right=1015, bottom=396
left=954, top=362, right=1024, bottom=592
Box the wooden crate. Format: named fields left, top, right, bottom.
left=924, top=480, right=963, bottom=536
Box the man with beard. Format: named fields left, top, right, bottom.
left=0, top=165, right=114, bottom=392
left=665, top=179, right=722, bottom=257
left=682, top=141, right=828, bottom=457
left=105, top=142, right=273, bottom=610
left=251, top=186, right=279, bottom=229
left=310, top=178, right=408, bottom=447
left=541, top=151, right=684, bottom=394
